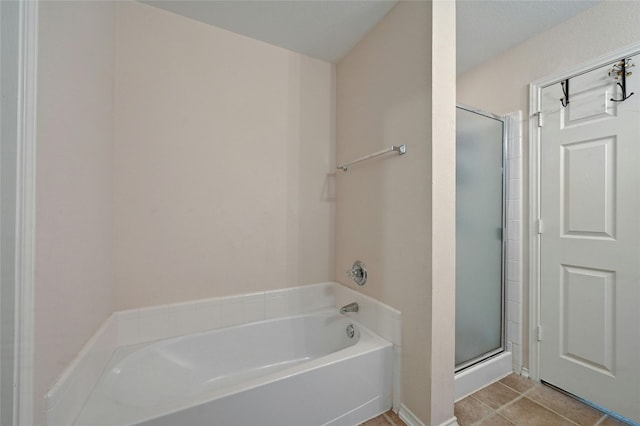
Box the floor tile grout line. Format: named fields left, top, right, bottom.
left=523, top=385, right=611, bottom=426
left=468, top=409, right=496, bottom=426
left=466, top=383, right=528, bottom=426
left=470, top=410, right=516, bottom=426
left=461, top=376, right=621, bottom=426
left=469, top=394, right=502, bottom=412
left=507, top=393, right=585, bottom=426
left=496, top=393, right=526, bottom=411
left=497, top=393, right=591, bottom=426
left=469, top=394, right=522, bottom=426
left=493, top=412, right=516, bottom=426
left=467, top=393, right=511, bottom=425
left=593, top=414, right=637, bottom=426
left=497, top=378, right=533, bottom=396
left=382, top=411, right=400, bottom=426
left=473, top=381, right=524, bottom=408
left=462, top=395, right=497, bottom=426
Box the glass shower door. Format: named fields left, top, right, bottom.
left=455, top=106, right=505, bottom=371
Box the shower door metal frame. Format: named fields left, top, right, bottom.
left=454, top=104, right=508, bottom=373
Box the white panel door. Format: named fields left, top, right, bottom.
left=539, top=55, right=640, bottom=422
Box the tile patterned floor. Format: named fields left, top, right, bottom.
left=361, top=374, right=633, bottom=426
left=360, top=410, right=406, bottom=426
left=455, top=374, right=632, bottom=426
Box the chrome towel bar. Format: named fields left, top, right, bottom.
left=337, top=144, right=406, bottom=172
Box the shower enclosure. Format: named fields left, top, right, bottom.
left=455, top=105, right=505, bottom=372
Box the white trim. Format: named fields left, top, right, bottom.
left=438, top=418, right=460, bottom=426
left=398, top=404, right=459, bottom=426
left=0, top=4, right=4, bottom=422
left=114, top=282, right=337, bottom=347
left=14, top=1, right=38, bottom=424
left=505, top=110, right=523, bottom=374
left=528, top=78, right=541, bottom=383
left=528, top=41, right=640, bottom=383
left=398, top=404, right=425, bottom=426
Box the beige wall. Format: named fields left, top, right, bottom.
left=32, top=1, right=459, bottom=424
left=35, top=1, right=115, bottom=424
left=113, top=1, right=334, bottom=309
left=429, top=2, right=457, bottom=423
left=34, top=1, right=334, bottom=420
left=336, top=1, right=456, bottom=424
left=457, top=0, right=640, bottom=370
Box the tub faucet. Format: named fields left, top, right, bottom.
left=340, top=302, right=359, bottom=314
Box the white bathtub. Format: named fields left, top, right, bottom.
left=75, top=309, right=393, bottom=426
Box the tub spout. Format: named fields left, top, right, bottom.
left=340, top=302, right=359, bottom=314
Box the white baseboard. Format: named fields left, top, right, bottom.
left=438, top=417, right=460, bottom=426
left=398, top=404, right=459, bottom=426
left=398, top=404, right=425, bottom=426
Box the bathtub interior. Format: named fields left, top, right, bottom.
left=104, top=312, right=361, bottom=407
left=75, top=309, right=393, bottom=426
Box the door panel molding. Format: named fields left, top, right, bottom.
left=14, top=2, right=38, bottom=425
left=559, top=264, right=615, bottom=375
left=561, top=136, right=616, bottom=239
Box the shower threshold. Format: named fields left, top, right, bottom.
left=454, top=351, right=512, bottom=401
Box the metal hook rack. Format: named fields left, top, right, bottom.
left=609, top=58, right=635, bottom=102
left=558, top=57, right=636, bottom=108
left=560, top=79, right=570, bottom=107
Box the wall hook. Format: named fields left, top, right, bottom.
left=609, top=58, right=635, bottom=102
left=560, top=79, right=570, bottom=107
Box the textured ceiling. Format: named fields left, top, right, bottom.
left=456, top=0, right=600, bottom=74
left=141, top=0, right=396, bottom=63
left=142, top=0, right=601, bottom=71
